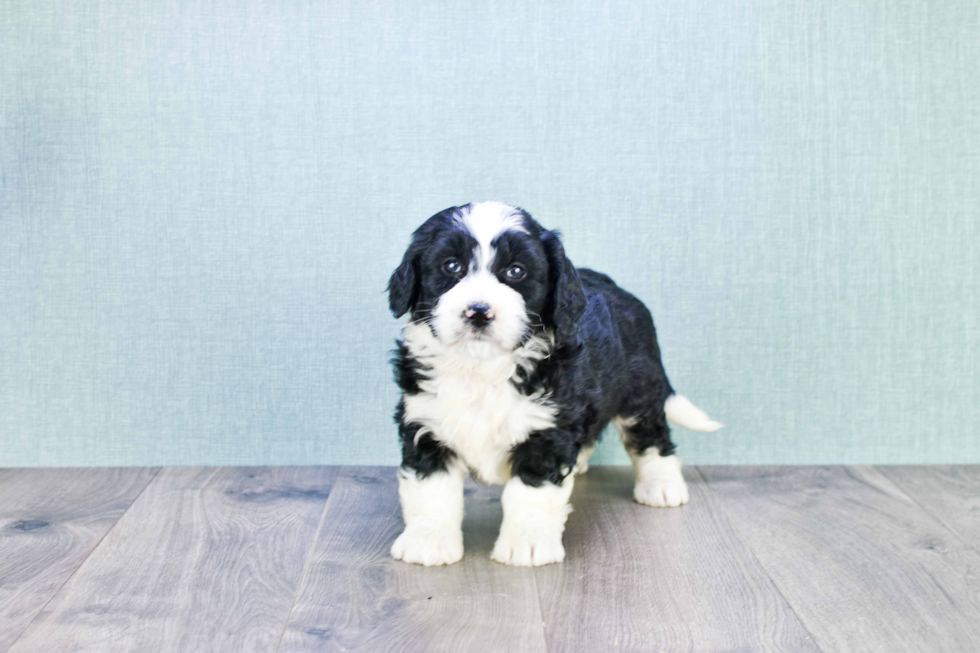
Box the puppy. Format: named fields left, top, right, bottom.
left=387, top=201, right=722, bottom=567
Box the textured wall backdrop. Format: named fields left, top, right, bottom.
left=1, top=0, right=978, bottom=467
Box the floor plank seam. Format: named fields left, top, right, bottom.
left=2, top=467, right=163, bottom=653
left=527, top=551, right=552, bottom=653
left=693, top=466, right=826, bottom=653
left=272, top=470, right=339, bottom=653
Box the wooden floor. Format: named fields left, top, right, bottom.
left=1, top=466, right=979, bottom=652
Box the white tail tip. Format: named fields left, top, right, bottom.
left=664, top=394, right=723, bottom=432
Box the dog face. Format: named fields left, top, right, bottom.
left=388, top=202, right=586, bottom=354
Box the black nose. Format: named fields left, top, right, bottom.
left=464, top=303, right=494, bottom=328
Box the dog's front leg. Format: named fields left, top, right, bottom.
left=491, top=473, right=574, bottom=567
left=391, top=462, right=465, bottom=566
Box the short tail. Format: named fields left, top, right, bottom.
left=664, top=394, right=723, bottom=432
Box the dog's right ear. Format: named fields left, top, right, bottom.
left=389, top=208, right=459, bottom=318
left=387, top=230, right=429, bottom=318
left=388, top=247, right=418, bottom=318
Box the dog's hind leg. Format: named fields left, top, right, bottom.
left=613, top=407, right=689, bottom=508
left=575, top=443, right=596, bottom=474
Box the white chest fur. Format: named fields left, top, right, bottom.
left=401, top=324, right=557, bottom=485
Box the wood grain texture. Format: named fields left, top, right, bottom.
left=7, top=466, right=336, bottom=653
left=700, top=466, right=980, bottom=653
left=276, top=467, right=548, bottom=653
left=877, top=466, right=980, bottom=550
left=533, top=466, right=819, bottom=653
left=0, top=468, right=158, bottom=653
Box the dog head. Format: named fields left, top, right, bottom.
left=388, top=202, right=586, bottom=355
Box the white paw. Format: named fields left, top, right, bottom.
left=575, top=445, right=595, bottom=474
left=634, top=478, right=690, bottom=508
left=391, top=526, right=463, bottom=566
left=491, top=529, right=565, bottom=567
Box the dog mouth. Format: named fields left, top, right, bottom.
left=460, top=327, right=495, bottom=342
left=430, top=305, right=528, bottom=352
left=444, top=322, right=512, bottom=351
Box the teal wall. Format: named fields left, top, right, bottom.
left=2, top=0, right=978, bottom=467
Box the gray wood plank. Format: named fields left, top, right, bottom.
left=276, top=467, right=548, bottom=653
left=700, top=465, right=980, bottom=653
left=877, top=466, right=980, bottom=550
left=8, top=466, right=336, bottom=653
left=0, top=467, right=158, bottom=653
left=533, top=466, right=819, bottom=653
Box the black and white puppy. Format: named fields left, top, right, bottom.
left=387, top=201, right=722, bottom=567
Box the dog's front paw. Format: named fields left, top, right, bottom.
left=634, top=478, right=690, bottom=508
left=391, top=525, right=463, bottom=566
left=491, top=528, right=565, bottom=567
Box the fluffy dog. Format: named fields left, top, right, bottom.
left=387, top=201, right=721, bottom=567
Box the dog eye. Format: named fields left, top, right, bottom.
left=443, top=259, right=463, bottom=275
left=505, top=264, right=526, bottom=281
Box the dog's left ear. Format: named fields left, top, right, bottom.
left=541, top=230, right=586, bottom=346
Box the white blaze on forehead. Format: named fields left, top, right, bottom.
left=457, top=201, right=527, bottom=269
left=430, top=201, right=531, bottom=352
